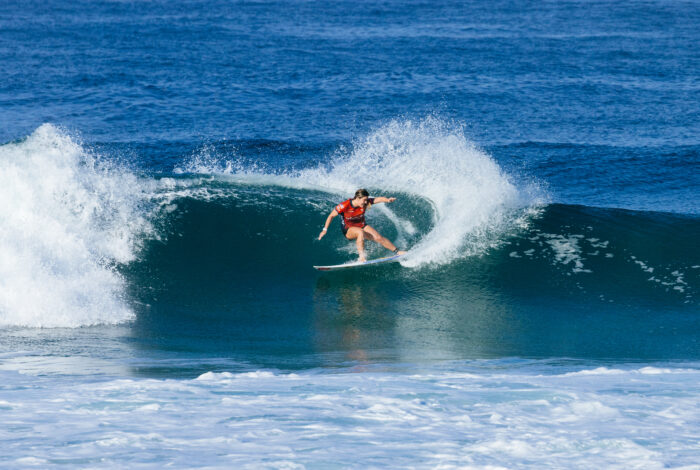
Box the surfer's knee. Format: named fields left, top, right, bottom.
left=367, top=231, right=382, bottom=243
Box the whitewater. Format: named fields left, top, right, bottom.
left=2, top=358, right=700, bottom=468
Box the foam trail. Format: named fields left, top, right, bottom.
left=0, top=125, right=152, bottom=328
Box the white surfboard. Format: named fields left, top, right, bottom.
left=313, top=254, right=405, bottom=271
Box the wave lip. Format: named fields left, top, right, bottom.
left=0, top=125, right=152, bottom=328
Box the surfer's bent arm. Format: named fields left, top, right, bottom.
left=318, top=209, right=338, bottom=240
left=371, top=196, right=396, bottom=204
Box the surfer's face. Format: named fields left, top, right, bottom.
left=357, top=196, right=369, bottom=207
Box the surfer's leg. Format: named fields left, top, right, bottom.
left=345, top=227, right=367, bottom=262
left=363, top=226, right=405, bottom=254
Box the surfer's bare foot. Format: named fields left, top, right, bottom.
left=396, top=250, right=407, bottom=255
left=359, top=254, right=367, bottom=262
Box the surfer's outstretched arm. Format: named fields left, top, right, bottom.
left=371, top=196, right=396, bottom=204
left=318, top=209, right=338, bottom=240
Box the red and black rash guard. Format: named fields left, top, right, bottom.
left=335, top=198, right=375, bottom=230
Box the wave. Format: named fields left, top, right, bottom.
left=0, top=125, right=156, bottom=328
left=1, top=123, right=697, bottom=329
left=128, top=194, right=697, bottom=300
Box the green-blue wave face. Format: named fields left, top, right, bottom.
left=122, top=183, right=699, bottom=369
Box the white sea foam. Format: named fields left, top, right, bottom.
left=1, top=362, right=699, bottom=468
left=637, top=260, right=692, bottom=295
left=545, top=234, right=592, bottom=273
left=561, top=367, right=627, bottom=376
left=0, top=125, right=153, bottom=328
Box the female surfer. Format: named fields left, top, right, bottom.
left=318, top=189, right=407, bottom=262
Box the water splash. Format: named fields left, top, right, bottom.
left=0, top=125, right=153, bottom=327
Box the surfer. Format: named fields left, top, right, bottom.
left=318, top=189, right=406, bottom=262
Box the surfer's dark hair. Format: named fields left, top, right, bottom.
left=354, top=188, right=370, bottom=198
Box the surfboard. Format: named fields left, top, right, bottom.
left=313, top=254, right=405, bottom=271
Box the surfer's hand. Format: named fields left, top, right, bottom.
left=318, top=229, right=327, bottom=240
left=388, top=197, right=396, bottom=203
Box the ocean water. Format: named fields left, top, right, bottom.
left=1, top=0, right=699, bottom=467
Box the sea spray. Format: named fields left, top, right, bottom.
left=0, top=125, right=152, bottom=327
left=175, top=118, right=540, bottom=267
left=303, top=118, right=532, bottom=266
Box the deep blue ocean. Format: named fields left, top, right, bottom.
left=1, top=0, right=699, bottom=467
